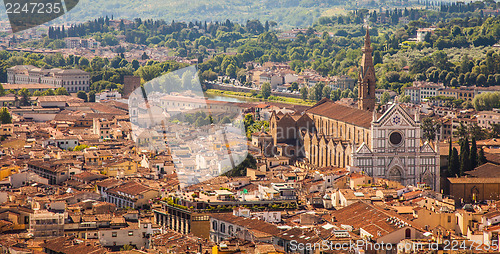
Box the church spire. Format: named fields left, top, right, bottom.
left=358, top=26, right=376, bottom=112
left=364, top=28, right=371, bottom=49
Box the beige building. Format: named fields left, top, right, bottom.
left=29, top=210, right=65, bottom=237
left=7, top=65, right=90, bottom=92
left=105, top=181, right=158, bottom=209
left=477, top=111, right=500, bottom=129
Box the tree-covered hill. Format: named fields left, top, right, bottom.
left=61, top=0, right=353, bottom=28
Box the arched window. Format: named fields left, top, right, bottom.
left=405, top=228, right=411, bottom=239
left=228, top=225, right=233, bottom=235
left=212, top=221, right=217, bottom=231
left=220, top=223, right=225, bottom=233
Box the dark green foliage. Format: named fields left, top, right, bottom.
left=261, top=82, right=271, bottom=99
left=470, top=136, right=478, bottom=170
left=223, top=154, right=257, bottom=177
left=459, top=137, right=471, bottom=175
left=0, top=107, right=11, bottom=124
left=449, top=147, right=460, bottom=177
left=421, top=117, right=441, bottom=141
left=478, top=147, right=487, bottom=165
left=76, top=91, right=88, bottom=102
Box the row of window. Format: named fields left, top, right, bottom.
left=212, top=221, right=240, bottom=235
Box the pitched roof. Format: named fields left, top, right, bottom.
left=465, top=163, right=500, bottom=178
left=306, top=98, right=374, bottom=129
left=210, top=213, right=281, bottom=236
left=448, top=177, right=500, bottom=184
left=107, top=181, right=154, bottom=196
left=73, top=171, right=107, bottom=182
left=331, top=201, right=423, bottom=238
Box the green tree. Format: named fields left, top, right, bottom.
left=447, top=138, right=452, bottom=177
left=223, top=154, right=256, bottom=177
left=220, top=116, right=232, bottom=124
left=55, top=87, right=68, bottom=95
left=0, top=107, right=11, bottom=124
left=226, top=64, right=237, bottom=78
left=261, top=82, right=271, bottom=99
left=473, top=92, right=500, bottom=111
left=131, top=59, right=140, bottom=70
left=476, top=74, right=487, bottom=85
left=18, top=88, right=30, bottom=106
left=78, top=57, right=89, bottom=67
left=76, top=91, right=88, bottom=102
left=90, top=56, right=105, bottom=71
left=450, top=148, right=460, bottom=177
left=88, top=91, right=96, bottom=102
left=380, top=91, right=391, bottom=105
left=421, top=118, right=441, bottom=141
left=135, top=65, right=162, bottom=82
left=120, top=244, right=135, bottom=251
left=300, top=87, right=308, bottom=100
left=399, top=95, right=411, bottom=103
left=73, top=144, right=89, bottom=151
left=478, top=147, right=487, bottom=165
left=491, top=123, right=500, bottom=138
left=244, top=114, right=254, bottom=130
left=470, top=136, right=478, bottom=170
left=322, top=86, right=332, bottom=99
left=459, top=137, right=471, bottom=175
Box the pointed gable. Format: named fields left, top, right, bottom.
left=421, top=141, right=436, bottom=153
left=356, top=142, right=373, bottom=154
left=374, top=103, right=416, bottom=128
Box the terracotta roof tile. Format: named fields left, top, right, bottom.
left=306, top=99, right=375, bottom=129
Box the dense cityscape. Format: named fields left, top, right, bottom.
left=1, top=1, right=500, bottom=253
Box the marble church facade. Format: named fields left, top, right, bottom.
left=352, top=104, right=440, bottom=190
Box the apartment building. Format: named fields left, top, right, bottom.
left=98, top=219, right=161, bottom=249
left=29, top=210, right=65, bottom=237
left=104, top=181, right=158, bottom=209
left=153, top=201, right=210, bottom=239
left=477, top=111, right=500, bottom=128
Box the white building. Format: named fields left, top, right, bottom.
left=403, top=81, right=444, bottom=104
left=29, top=210, right=65, bottom=237
left=42, top=136, right=79, bottom=150
left=96, top=90, right=122, bottom=102
left=477, top=111, right=500, bottom=129
left=233, top=207, right=281, bottom=223
left=416, top=28, right=436, bottom=42
left=7, top=65, right=91, bottom=92
left=98, top=219, right=161, bottom=249
left=352, top=103, right=440, bottom=190
left=64, top=37, right=101, bottom=49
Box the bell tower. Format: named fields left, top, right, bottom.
left=358, top=28, right=376, bottom=112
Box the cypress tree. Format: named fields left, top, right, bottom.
left=459, top=137, right=471, bottom=175
left=478, top=147, right=487, bottom=165
left=450, top=148, right=460, bottom=177
left=447, top=138, right=453, bottom=176
left=470, top=136, right=478, bottom=169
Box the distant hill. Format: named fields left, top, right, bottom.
left=1, top=0, right=352, bottom=28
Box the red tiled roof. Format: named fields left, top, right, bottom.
left=306, top=98, right=374, bottom=129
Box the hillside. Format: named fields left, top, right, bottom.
left=0, top=0, right=353, bottom=28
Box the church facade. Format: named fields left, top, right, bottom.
left=352, top=104, right=440, bottom=190
left=268, top=28, right=440, bottom=190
